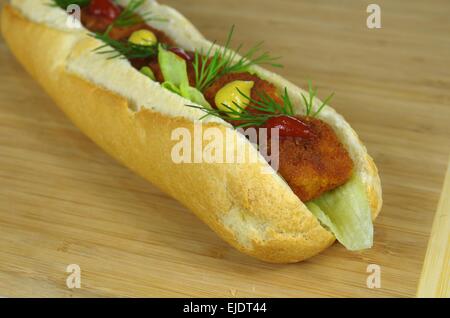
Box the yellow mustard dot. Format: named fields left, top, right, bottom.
left=215, top=81, right=254, bottom=116
left=128, top=29, right=157, bottom=46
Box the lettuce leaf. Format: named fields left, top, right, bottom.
left=158, top=45, right=211, bottom=109
left=161, top=81, right=181, bottom=95
left=140, top=66, right=156, bottom=81
left=306, top=176, right=373, bottom=251
left=158, top=45, right=189, bottom=87
left=180, top=83, right=211, bottom=109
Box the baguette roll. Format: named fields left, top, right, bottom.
left=1, top=0, right=382, bottom=263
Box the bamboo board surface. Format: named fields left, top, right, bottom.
left=0, top=0, right=449, bottom=297
left=417, top=158, right=450, bottom=297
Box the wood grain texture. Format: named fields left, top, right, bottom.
left=0, top=0, right=449, bottom=297
left=417, top=157, right=450, bottom=298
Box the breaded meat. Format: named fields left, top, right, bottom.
left=203, top=72, right=283, bottom=111
left=266, top=116, right=353, bottom=202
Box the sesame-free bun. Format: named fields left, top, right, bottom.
left=1, top=0, right=381, bottom=263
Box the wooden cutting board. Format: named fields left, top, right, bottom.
left=0, top=0, right=449, bottom=297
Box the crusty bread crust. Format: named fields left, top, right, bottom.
left=1, top=1, right=381, bottom=263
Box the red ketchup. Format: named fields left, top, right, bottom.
left=87, top=0, right=121, bottom=22
left=262, top=115, right=315, bottom=139
left=169, top=47, right=193, bottom=62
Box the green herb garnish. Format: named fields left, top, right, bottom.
left=107, top=0, right=166, bottom=31
left=193, top=25, right=282, bottom=92
left=187, top=83, right=334, bottom=128
left=302, top=81, right=334, bottom=117
left=91, top=32, right=158, bottom=59
left=187, top=87, right=293, bottom=128
left=92, top=0, right=166, bottom=59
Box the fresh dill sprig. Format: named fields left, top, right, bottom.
left=108, top=0, right=166, bottom=30
left=91, top=32, right=158, bottom=59
left=187, top=83, right=334, bottom=128
left=187, top=87, right=294, bottom=129
left=48, top=0, right=90, bottom=9
left=88, top=1, right=165, bottom=59
left=193, top=25, right=282, bottom=92
left=112, top=0, right=147, bottom=28
left=301, top=81, right=334, bottom=117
